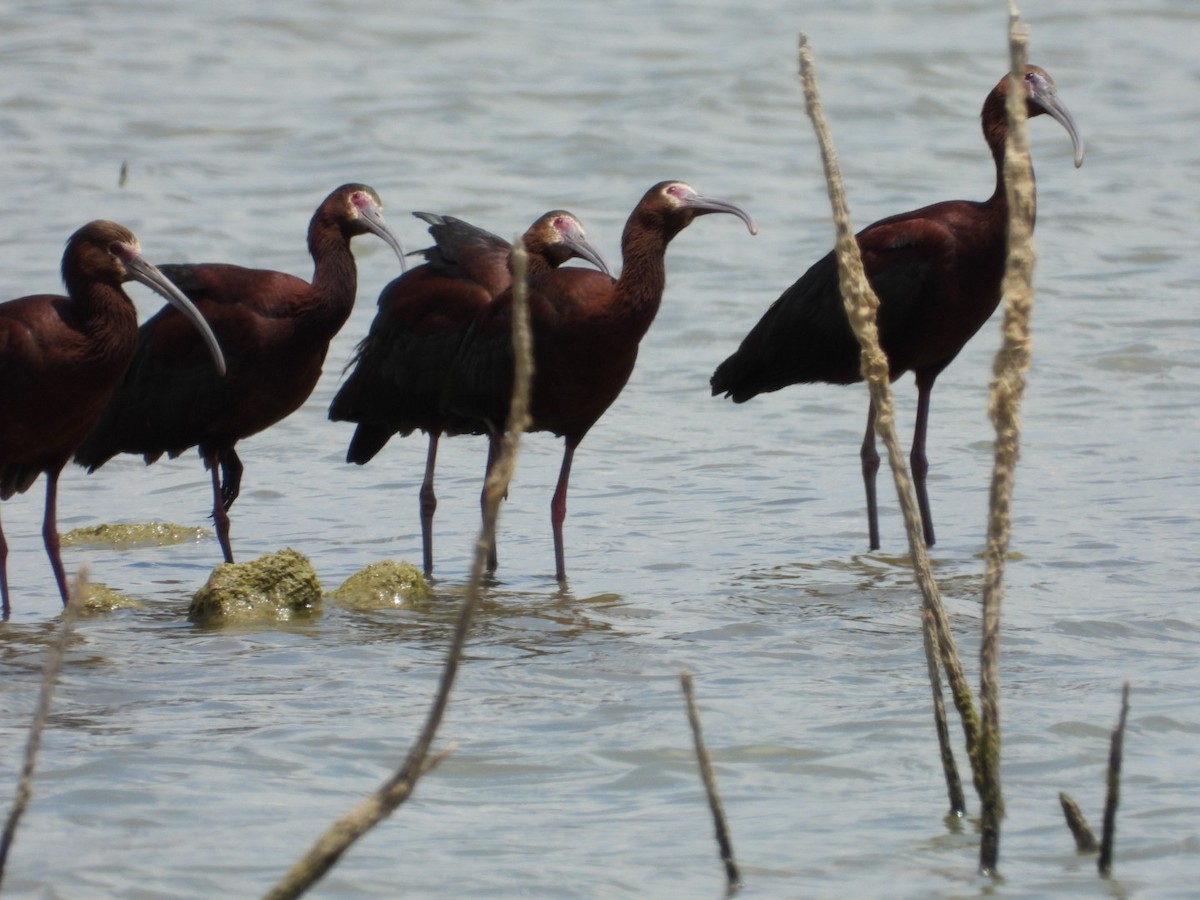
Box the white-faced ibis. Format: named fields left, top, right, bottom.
left=445, top=181, right=757, bottom=582
left=329, top=209, right=610, bottom=576
left=711, top=66, right=1083, bottom=551
left=75, top=184, right=405, bottom=564
left=1, top=220, right=225, bottom=616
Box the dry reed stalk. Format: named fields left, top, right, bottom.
left=1058, top=792, right=1099, bottom=853
left=264, top=245, right=536, bottom=900
left=796, top=32, right=976, bottom=815
left=680, top=672, right=741, bottom=894
left=1099, top=682, right=1131, bottom=876
left=0, top=569, right=87, bottom=887
left=977, top=3, right=1037, bottom=874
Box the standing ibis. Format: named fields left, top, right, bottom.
left=711, top=66, right=1083, bottom=550
left=445, top=181, right=757, bottom=582
left=329, top=209, right=609, bottom=576
left=75, top=184, right=405, bottom=564
left=0, top=220, right=225, bottom=616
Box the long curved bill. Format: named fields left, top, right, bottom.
left=683, top=191, right=759, bottom=235
left=122, top=249, right=227, bottom=376
left=1029, top=73, right=1085, bottom=168
left=358, top=203, right=408, bottom=272
left=562, top=230, right=611, bottom=277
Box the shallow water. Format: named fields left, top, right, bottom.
left=2, top=0, right=1198, bottom=896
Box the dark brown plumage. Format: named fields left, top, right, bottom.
left=1, top=220, right=224, bottom=616
left=75, top=184, right=404, bottom=564
left=445, top=181, right=757, bottom=581
left=329, top=209, right=610, bottom=575
left=711, top=66, right=1083, bottom=550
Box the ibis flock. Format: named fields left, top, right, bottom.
left=0, top=67, right=1083, bottom=616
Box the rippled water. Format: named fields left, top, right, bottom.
left=2, top=0, right=1198, bottom=896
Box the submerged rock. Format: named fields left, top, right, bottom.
left=62, top=522, right=210, bottom=549
left=188, top=548, right=322, bottom=625
left=332, top=560, right=432, bottom=611
left=79, top=582, right=146, bottom=613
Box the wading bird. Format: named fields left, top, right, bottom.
left=76, top=184, right=405, bottom=563
left=446, top=181, right=757, bottom=581
left=1, top=220, right=225, bottom=616
left=711, top=66, right=1083, bottom=550
left=329, top=209, right=610, bottom=576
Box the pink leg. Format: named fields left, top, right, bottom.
left=205, top=450, right=234, bottom=563
left=419, top=431, right=440, bottom=576
left=551, top=441, right=577, bottom=582
left=42, top=468, right=72, bottom=607
left=1, top=504, right=11, bottom=618
left=911, top=373, right=936, bottom=548
left=860, top=401, right=881, bottom=551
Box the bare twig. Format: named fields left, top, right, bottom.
left=680, top=672, right=740, bottom=894
left=0, top=569, right=87, bottom=887
left=264, top=245, right=535, bottom=900
left=977, top=2, right=1038, bottom=875
left=796, top=31, right=976, bottom=815
left=1058, top=792, right=1099, bottom=853
left=1099, top=682, right=1131, bottom=877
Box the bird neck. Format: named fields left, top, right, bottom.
left=611, top=218, right=671, bottom=338
left=65, top=278, right=137, bottom=329
left=306, top=224, right=359, bottom=328
left=982, top=91, right=1038, bottom=216
left=62, top=281, right=139, bottom=360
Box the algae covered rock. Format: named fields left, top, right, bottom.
left=62, top=522, right=210, bottom=549
left=332, top=560, right=431, bottom=611
left=79, top=582, right=146, bottom=613
left=189, top=548, right=322, bottom=625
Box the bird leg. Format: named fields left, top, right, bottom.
left=550, top=441, right=577, bottom=583
left=481, top=433, right=501, bottom=573
left=419, top=432, right=440, bottom=576
left=204, top=450, right=235, bottom=563
left=41, top=468, right=72, bottom=607
left=861, top=401, right=881, bottom=551
left=218, top=448, right=244, bottom=512
left=1, top=508, right=10, bottom=619
left=911, top=372, right=936, bottom=548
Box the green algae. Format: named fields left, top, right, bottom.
left=188, top=548, right=322, bottom=625
left=79, top=582, right=146, bottom=613
left=62, top=522, right=210, bottom=549
left=331, top=560, right=432, bottom=611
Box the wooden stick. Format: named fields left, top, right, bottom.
left=797, top=30, right=976, bottom=816
left=1058, top=792, right=1099, bottom=853
left=264, top=245, right=535, bottom=900
left=0, top=569, right=87, bottom=887
left=680, top=672, right=741, bottom=893
left=977, top=1, right=1038, bottom=874
left=1098, top=682, right=1131, bottom=876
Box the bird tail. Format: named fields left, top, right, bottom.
left=345, top=424, right=393, bottom=465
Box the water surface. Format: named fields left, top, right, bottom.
left=1, top=1, right=1197, bottom=896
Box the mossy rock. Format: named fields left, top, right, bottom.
left=79, top=582, right=146, bottom=613
left=62, top=522, right=210, bottom=549
left=189, top=548, right=322, bottom=625
left=332, top=560, right=432, bottom=611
